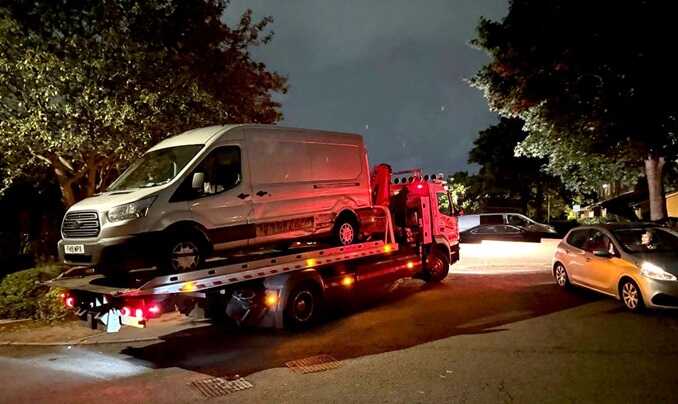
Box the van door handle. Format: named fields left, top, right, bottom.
left=237, top=193, right=250, bottom=199
left=256, top=190, right=269, bottom=197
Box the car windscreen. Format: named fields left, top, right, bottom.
left=612, top=227, right=678, bottom=253
left=108, top=145, right=203, bottom=191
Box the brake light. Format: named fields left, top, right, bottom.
left=121, top=307, right=131, bottom=317
left=65, top=296, right=75, bottom=308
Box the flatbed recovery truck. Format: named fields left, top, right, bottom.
left=48, top=168, right=460, bottom=332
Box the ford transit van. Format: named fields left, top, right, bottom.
left=58, top=125, right=372, bottom=273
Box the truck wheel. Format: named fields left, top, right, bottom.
left=284, top=284, right=322, bottom=329
left=421, top=249, right=450, bottom=283
left=161, top=233, right=206, bottom=273
left=333, top=216, right=358, bottom=246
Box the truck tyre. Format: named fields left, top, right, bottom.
left=333, top=216, right=358, bottom=246
left=161, top=232, right=206, bottom=273
left=284, top=283, right=322, bottom=329
left=421, top=248, right=450, bottom=283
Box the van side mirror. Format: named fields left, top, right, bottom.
left=191, top=172, right=205, bottom=191
left=593, top=250, right=611, bottom=258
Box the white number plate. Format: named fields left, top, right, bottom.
left=64, top=244, right=85, bottom=254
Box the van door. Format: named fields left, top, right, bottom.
left=183, top=145, right=254, bottom=250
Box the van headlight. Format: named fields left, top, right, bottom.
left=107, top=197, right=156, bottom=223
left=640, top=262, right=677, bottom=281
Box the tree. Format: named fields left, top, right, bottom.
left=468, top=117, right=571, bottom=220
left=0, top=1, right=287, bottom=207
left=470, top=0, right=677, bottom=221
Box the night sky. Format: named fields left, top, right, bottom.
left=226, top=1, right=507, bottom=175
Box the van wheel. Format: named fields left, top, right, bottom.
left=421, top=249, right=450, bottom=283
left=284, top=284, right=322, bottom=329
left=334, top=217, right=358, bottom=246
left=162, top=233, right=205, bottom=273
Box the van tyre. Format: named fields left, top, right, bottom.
left=162, top=233, right=206, bottom=273
left=421, top=248, right=450, bottom=283
left=284, top=284, right=322, bottom=329
left=333, top=216, right=358, bottom=246
left=620, top=279, right=644, bottom=312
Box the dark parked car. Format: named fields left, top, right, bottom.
left=460, top=224, right=542, bottom=243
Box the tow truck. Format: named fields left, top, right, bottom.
left=49, top=166, right=459, bottom=332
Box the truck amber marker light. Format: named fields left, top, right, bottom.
left=383, top=244, right=393, bottom=253
left=406, top=261, right=415, bottom=269
left=306, top=258, right=317, bottom=267
left=264, top=290, right=279, bottom=307
left=341, top=275, right=355, bottom=287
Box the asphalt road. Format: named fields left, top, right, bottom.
left=1, top=240, right=678, bottom=403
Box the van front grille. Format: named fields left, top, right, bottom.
left=62, top=211, right=100, bottom=238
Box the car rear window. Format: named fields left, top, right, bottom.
left=566, top=230, right=589, bottom=249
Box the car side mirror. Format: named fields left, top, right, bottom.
left=191, top=172, right=205, bottom=190
left=593, top=250, right=612, bottom=258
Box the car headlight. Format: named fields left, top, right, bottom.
left=640, top=262, right=677, bottom=281
left=107, top=197, right=156, bottom=223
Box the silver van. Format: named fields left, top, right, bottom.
left=58, top=125, right=372, bottom=273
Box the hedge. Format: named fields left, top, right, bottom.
left=0, top=263, right=70, bottom=321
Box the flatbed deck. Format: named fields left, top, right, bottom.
left=49, top=239, right=398, bottom=298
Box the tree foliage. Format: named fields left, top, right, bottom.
left=451, top=117, right=572, bottom=220
left=470, top=0, right=677, bottom=219
left=0, top=1, right=287, bottom=207
left=469, top=117, right=571, bottom=219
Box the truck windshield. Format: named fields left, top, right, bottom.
left=108, top=145, right=203, bottom=191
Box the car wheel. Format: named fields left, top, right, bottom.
left=554, top=263, right=570, bottom=288
left=284, top=283, right=322, bottom=329
left=333, top=216, right=358, bottom=246
left=421, top=248, right=450, bottom=283
left=620, top=279, right=644, bottom=312
left=162, top=233, right=205, bottom=273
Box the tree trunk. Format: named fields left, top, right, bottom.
left=644, top=156, right=667, bottom=222
left=56, top=175, right=77, bottom=209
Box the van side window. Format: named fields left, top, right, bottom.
left=198, top=146, right=241, bottom=195
left=171, top=146, right=241, bottom=201
left=480, top=215, right=503, bottom=225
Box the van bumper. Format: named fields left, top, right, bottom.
left=58, top=233, right=160, bottom=270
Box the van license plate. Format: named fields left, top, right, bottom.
left=64, top=244, right=84, bottom=254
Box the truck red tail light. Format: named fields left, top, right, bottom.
left=147, top=304, right=160, bottom=315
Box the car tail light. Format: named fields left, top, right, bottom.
left=65, top=296, right=75, bottom=308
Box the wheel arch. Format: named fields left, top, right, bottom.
left=163, top=220, right=213, bottom=253
left=617, top=275, right=642, bottom=301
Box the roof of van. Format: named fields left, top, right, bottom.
left=148, top=124, right=362, bottom=152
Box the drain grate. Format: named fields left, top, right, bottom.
left=285, top=354, right=342, bottom=374
left=190, top=377, right=253, bottom=398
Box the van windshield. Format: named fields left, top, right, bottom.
left=108, top=145, right=203, bottom=191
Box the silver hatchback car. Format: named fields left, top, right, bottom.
left=553, top=224, right=678, bottom=311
